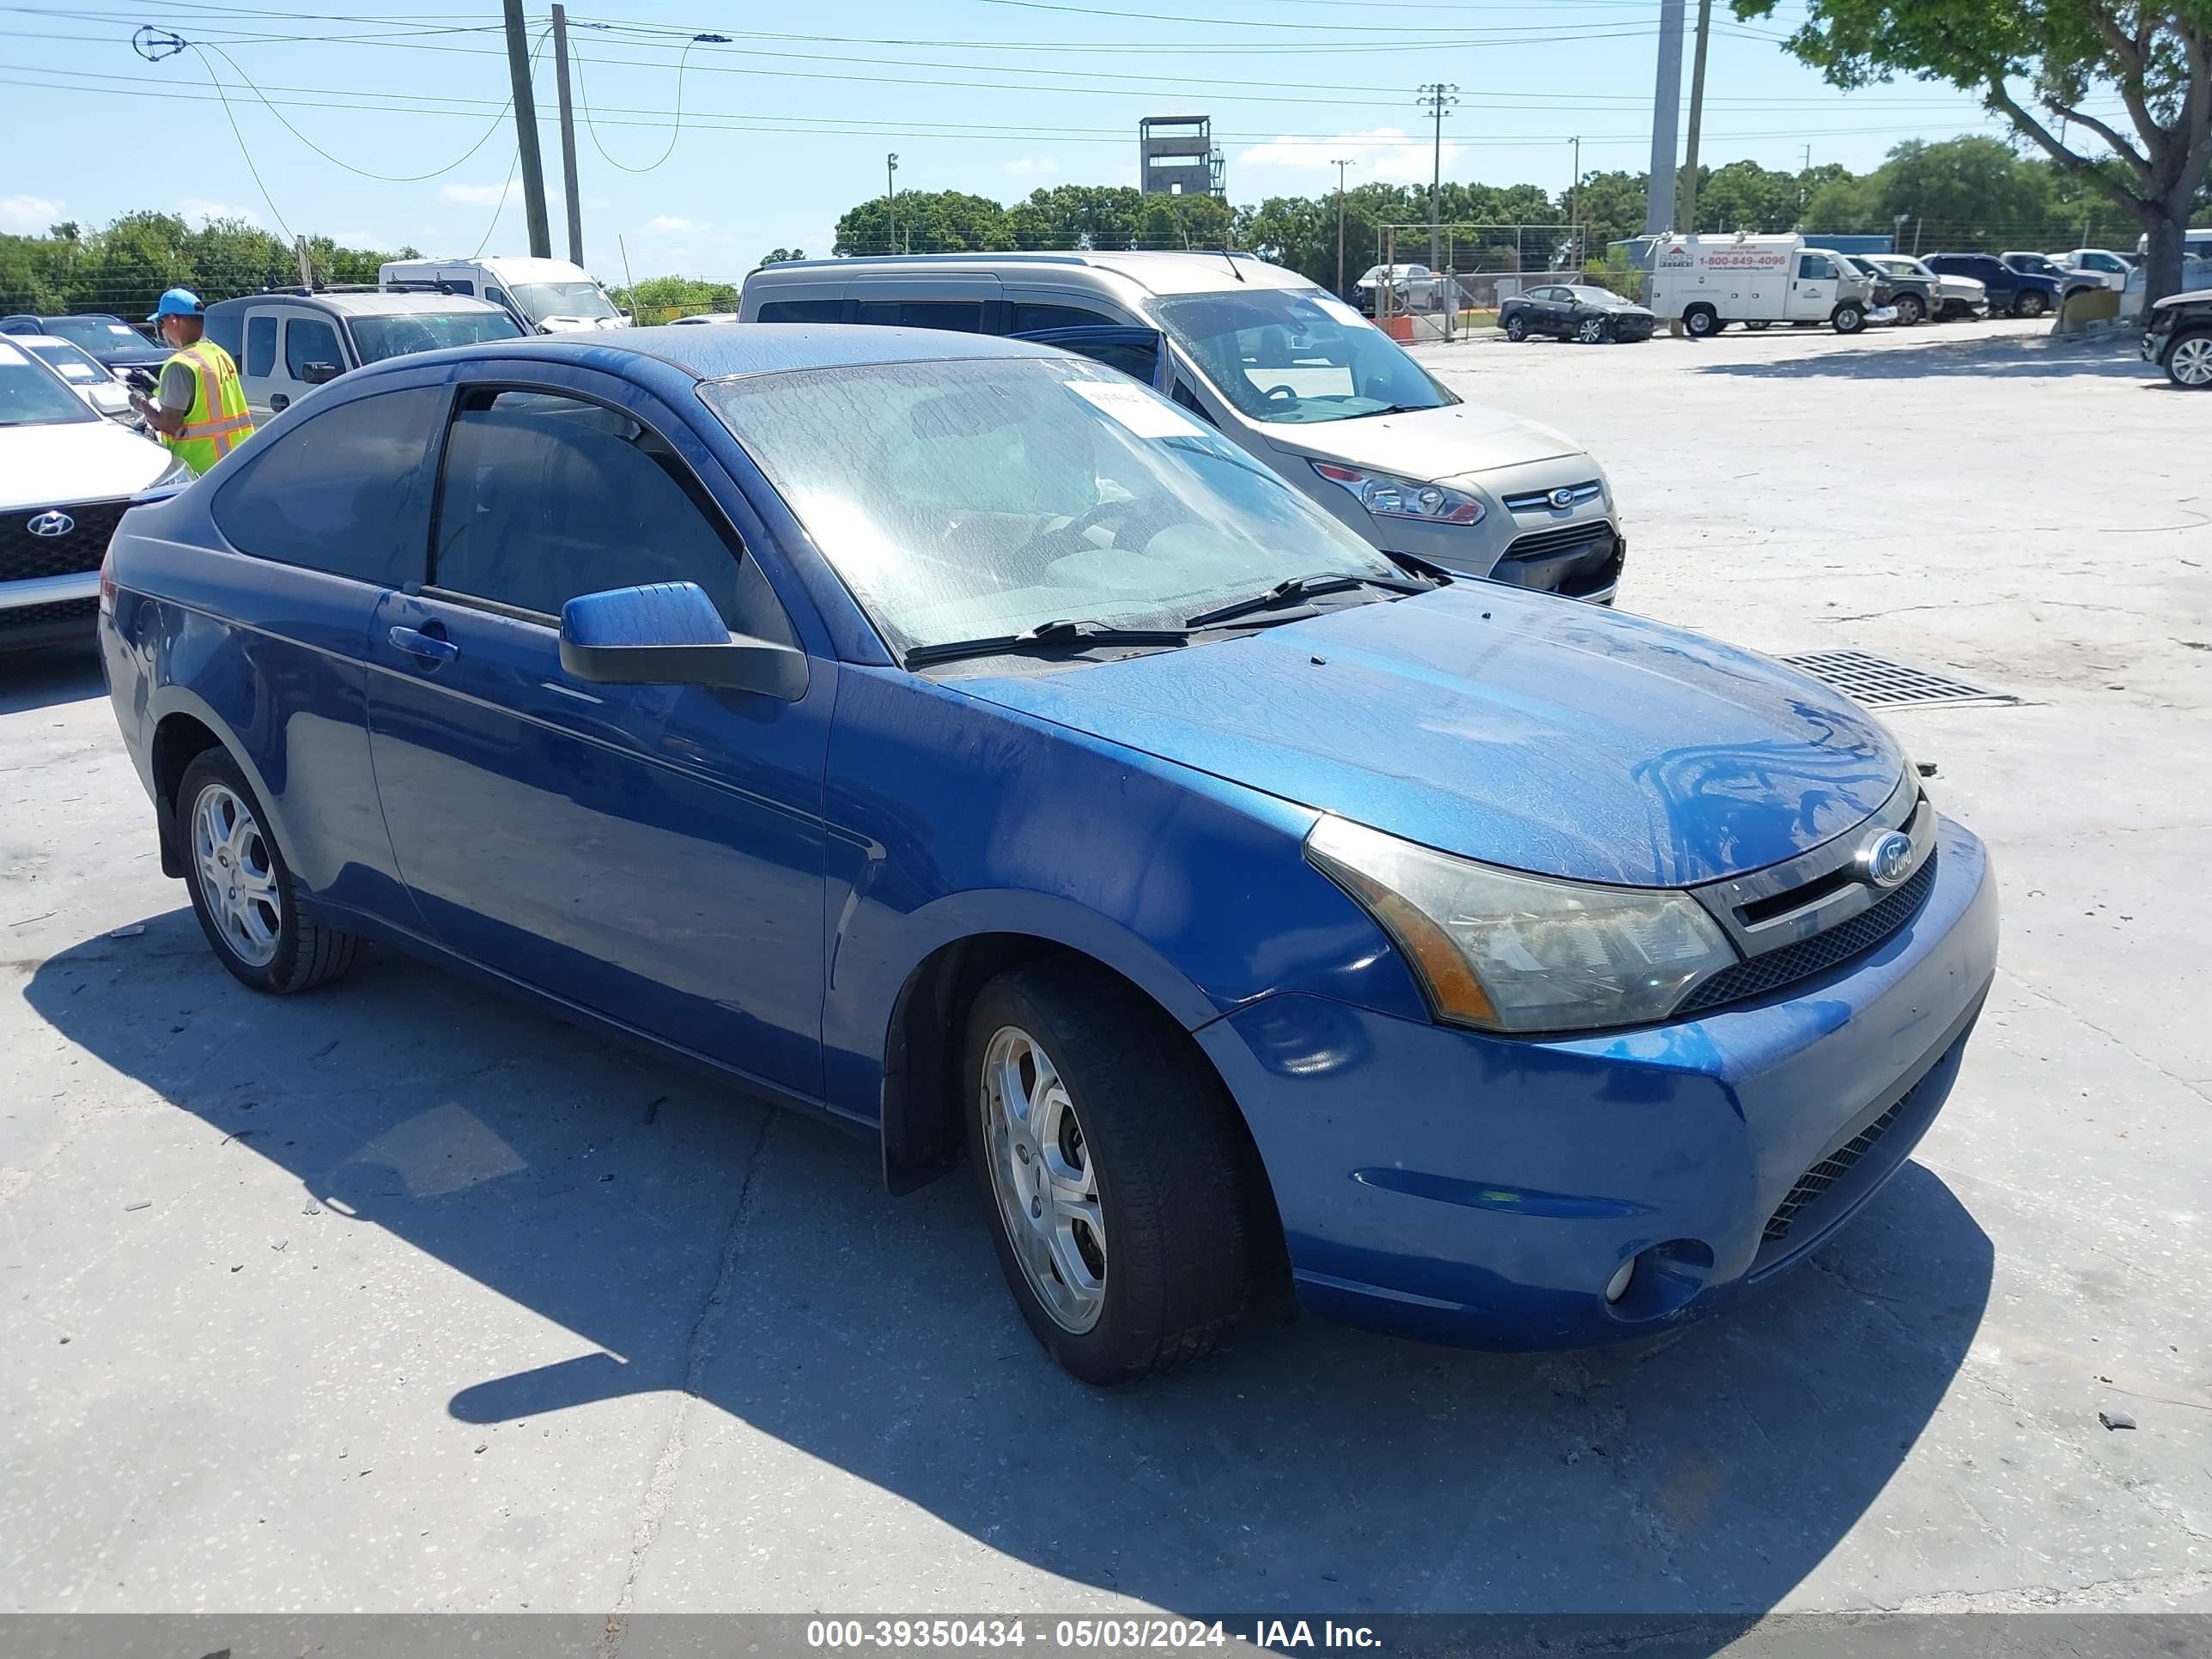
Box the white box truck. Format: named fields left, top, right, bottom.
left=377, top=255, right=629, bottom=334
left=1648, top=234, right=1882, bottom=337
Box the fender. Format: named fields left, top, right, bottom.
left=143, top=678, right=283, bottom=879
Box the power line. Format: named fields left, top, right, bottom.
left=569, top=32, right=721, bottom=173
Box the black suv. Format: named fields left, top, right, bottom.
left=0, top=313, right=168, bottom=374
left=2142, top=285, right=2212, bottom=387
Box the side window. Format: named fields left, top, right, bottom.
left=854, top=299, right=984, bottom=332
left=204, top=309, right=244, bottom=362
left=1057, top=337, right=1158, bottom=385
left=244, top=315, right=277, bottom=378
left=1170, top=380, right=1217, bottom=427
left=485, top=286, right=510, bottom=307
left=209, top=386, right=442, bottom=586
left=431, top=388, right=789, bottom=640
left=1009, top=301, right=1115, bottom=333
left=757, top=298, right=843, bottom=323
left=284, top=317, right=343, bottom=378
left=1797, top=254, right=1836, bottom=281
left=442, top=279, right=476, bottom=295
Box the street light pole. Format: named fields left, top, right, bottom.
left=886, top=153, right=899, bottom=255
left=1333, top=158, right=1354, bottom=296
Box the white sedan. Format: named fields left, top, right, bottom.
left=15, top=333, right=137, bottom=423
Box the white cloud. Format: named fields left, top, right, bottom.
left=440, top=182, right=512, bottom=206
left=1238, top=127, right=1462, bottom=187
left=179, top=197, right=261, bottom=228
left=0, top=194, right=64, bottom=233
left=1003, top=156, right=1059, bottom=179
left=645, top=215, right=704, bottom=234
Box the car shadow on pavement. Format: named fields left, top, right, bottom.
left=0, top=643, right=103, bottom=716
left=24, top=915, right=1994, bottom=1627
left=1692, top=336, right=2152, bottom=381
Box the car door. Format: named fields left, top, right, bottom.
left=1008, top=325, right=1167, bottom=390
left=238, top=306, right=283, bottom=415
left=1788, top=253, right=1838, bottom=320
left=362, top=366, right=831, bottom=1097
left=274, top=310, right=346, bottom=413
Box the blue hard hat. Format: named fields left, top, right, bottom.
left=146, top=287, right=204, bottom=322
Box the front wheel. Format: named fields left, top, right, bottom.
left=1832, top=302, right=1866, bottom=335
left=966, top=959, right=1251, bottom=1384
left=1577, top=317, right=1607, bottom=343
left=2014, top=289, right=2049, bottom=319
left=2166, top=332, right=2212, bottom=388
left=1893, top=292, right=1926, bottom=325
left=1504, top=314, right=1528, bottom=342
left=178, top=750, right=362, bottom=994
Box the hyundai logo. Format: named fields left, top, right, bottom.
left=1547, top=487, right=1577, bottom=510
left=1857, top=830, right=1915, bottom=890
left=26, top=510, right=74, bottom=538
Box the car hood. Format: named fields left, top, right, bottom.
left=955, top=586, right=1905, bottom=888
left=1261, top=400, right=1583, bottom=479
left=0, top=419, right=176, bottom=510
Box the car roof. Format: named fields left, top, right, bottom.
left=204, top=290, right=511, bottom=319
left=14, top=334, right=95, bottom=352
left=751, top=248, right=1310, bottom=298
left=359, top=322, right=1074, bottom=386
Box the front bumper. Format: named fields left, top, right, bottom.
left=1198, top=813, right=1996, bottom=1350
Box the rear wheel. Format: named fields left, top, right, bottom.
left=2013, top=289, right=2049, bottom=319
left=2166, top=332, right=2212, bottom=388
left=1893, top=291, right=1926, bottom=325
left=178, top=750, right=361, bottom=994
left=1683, top=304, right=1719, bottom=338
left=965, top=959, right=1250, bottom=1385
left=1741, top=319, right=1772, bottom=331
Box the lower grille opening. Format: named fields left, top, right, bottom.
left=1764, top=1096, right=1906, bottom=1243
left=0, top=597, right=100, bottom=632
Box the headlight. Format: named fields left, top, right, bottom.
left=1305, top=815, right=1738, bottom=1034
left=151, top=453, right=194, bottom=488
left=1311, top=460, right=1485, bottom=526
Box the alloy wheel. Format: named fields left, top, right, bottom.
left=192, top=782, right=282, bottom=966
left=980, top=1023, right=1107, bottom=1333
left=2170, top=337, right=2212, bottom=386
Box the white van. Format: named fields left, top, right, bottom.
left=376, top=254, right=628, bottom=334
left=1648, top=234, right=1883, bottom=337
left=738, top=251, right=1626, bottom=603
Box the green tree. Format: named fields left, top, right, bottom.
left=1733, top=0, right=2212, bottom=301
left=835, top=190, right=1013, bottom=255
left=757, top=247, right=805, bottom=267
left=1563, top=170, right=1648, bottom=253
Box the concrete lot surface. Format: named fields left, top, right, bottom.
left=2, top=318, right=2207, bottom=1634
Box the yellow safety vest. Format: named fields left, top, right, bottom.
left=160, top=339, right=255, bottom=475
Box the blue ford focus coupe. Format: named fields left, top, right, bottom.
left=97, top=326, right=1997, bottom=1384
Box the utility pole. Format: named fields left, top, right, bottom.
left=1569, top=136, right=1582, bottom=266
left=886, top=153, right=899, bottom=256
left=1332, top=158, right=1354, bottom=296
left=501, top=0, right=550, bottom=258
left=1645, top=0, right=1684, bottom=236
left=1417, top=83, right=1457, bottom=274
left=1677, top=0, right=1712, bottom=234
left=551, top=5, right=584, bottom=265
left=294, top=234, right=313, bottom=289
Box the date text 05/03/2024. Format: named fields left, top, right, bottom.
left=803, top=1618, right=1384, bottom=1650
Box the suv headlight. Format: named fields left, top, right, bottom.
left=1311, top=460, right=1485, bottom=526
left=1306, top=815, right=1738, bottom=1034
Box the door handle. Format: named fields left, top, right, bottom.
left=388, top=624, right=458, bottom=663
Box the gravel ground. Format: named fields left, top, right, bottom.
left=2, top=316, right=2206, bottom=1637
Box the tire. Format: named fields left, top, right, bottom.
left=177, top=750, right=361, bottom=995
left=2166, top=331, right=2212, bottom=389
left=1504, top=314, right=1528, bottom=342
left=1683, top=304, right=1718, bottom=338
left=1894, top=291, right=1926, bottom=325
left=1832, top=302, right=1866, bottom=335
left=964, top=958, right=1250, bottom=1385
left=1741, top=319, right=1771, bottom=331
left=1577, top=317, right=1607, bottom=344
left=2013, top=289, right=2049, bottom=319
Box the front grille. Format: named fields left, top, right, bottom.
left=0, top=499, right=131, bottom=584
left=1493, top=520, right=1621, bottom=597
left=1763, top=1096, right=1906, bottom=1243
left=0, top=596, right=99, bottom=632
left=1501, top=480, right=1601, bottom=514
left=1676, top=849, right=1940, bottom=1017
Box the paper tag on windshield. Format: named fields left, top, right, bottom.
left=1315, top=296, right=1370, bottom=328
left=1067, top=378, right=1209, bottom=440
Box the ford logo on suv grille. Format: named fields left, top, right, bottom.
left=27, top=510, right=75, bottom=538
left=1857, top=830, right=1915, bottom=889
left=1547, top=487, right=1577, bottom=510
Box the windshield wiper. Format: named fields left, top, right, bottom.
left=903, top=617, right=1190, bottom=669
left=1183, top=571, right=1426, bottom=629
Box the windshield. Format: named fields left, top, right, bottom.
left=24, top=339, right=110, bottom=382
left=509, top=281, right=617, bottom=323
left=707, top=356, right=1401, bottom=659
left=1569, top=286, right=1630, bottom=305
left=44, top=317, right=155, bottom=355
left=351, top=308, right=525, bottom=363
left=0, top=343, right=97, bottom=426
left=1150, top=288, right=1456, bottom=426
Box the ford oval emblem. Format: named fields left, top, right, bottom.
left=1858, top=830, right=1915, bottom=890
left=27, top=510, right=75, bottom=538
left=1547, top=487, right=1576, bottom=510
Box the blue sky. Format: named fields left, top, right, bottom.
left=2, top=1, right=2059, bottom=278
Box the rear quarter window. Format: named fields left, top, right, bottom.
left=210, top=386, right=442, bottom=586
left=756, top=298, right=843, bottom=323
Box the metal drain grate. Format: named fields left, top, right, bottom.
left=1778, top=650, right=2008, bottom=708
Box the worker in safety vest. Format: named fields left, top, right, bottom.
left=130, top=288, right=254, bottom=475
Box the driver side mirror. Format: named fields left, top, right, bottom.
left=299, top=361, right=343, bottom=386
left=559, top=581, right=808, bottom=700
